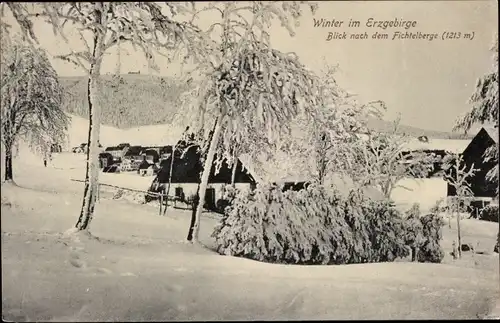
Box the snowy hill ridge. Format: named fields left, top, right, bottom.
left=60, top=75, right=473, bottom=139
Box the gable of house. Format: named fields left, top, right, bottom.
left=483, top=126, right=498, bottom=144
left=462, top=128, right=497, bottom=159
left=448, top=127, right=498, bottom=198
left=142, top=148, right=160, bottom=162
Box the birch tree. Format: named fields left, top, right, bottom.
left=1, top=36, right=68, bottom=182
left=282, top=62, right=387, bottom=185
left=163, top=126, right=198, bottom=216
left=176, top=1, right=322, bottom=243
left=2, top=2, right=208, bottom=230
left=455, top=33, right=498, bottom=195
left=348, top=119, right=440, bottom=199
left=441, top=153, right=478, bottom=259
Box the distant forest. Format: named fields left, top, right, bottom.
left=60, top=75, right=474, bottom=140
left=60, top=75, right=187, bottom=129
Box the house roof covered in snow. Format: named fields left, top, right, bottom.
left=402, top=138, right=471, bottom=154
left=105, top=146, right=122, bottom=152
left=155, top=147, right=256, bottom=184
left=124, top=146, right=143, bottom=157
left=352, top=131, right=470, bottom=154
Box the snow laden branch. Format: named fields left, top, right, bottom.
left=454, top=34, right=498, bottom=134
left=441, top=153, right=478, bottom=198
left=454, top=33, right=498, bottom=196
left=187, top=1, right=318, bottom=71
left=179, top=45, right=324, bottom=242
left=180, top=44, right=324, bottom=173
left=346, top=119, right=440, bottom=199
left=2, top=2, right=215, bottom=231
left=172, top=1, right=321, bottom=243
left=275, top=60, right=387, bottom=185
left=441, top=152, right=479, bottom=258
left=5, top=2, right=210, bottom=73
left=1, top=38, right=68, bottom=182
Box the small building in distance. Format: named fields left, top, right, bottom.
left=99, top=152, right=114, bottom=168
left=142, top=148, right=160, bottom=165
left=105, top=143, right=130, bottom=163
left=122, top=145, right=144, bottom=171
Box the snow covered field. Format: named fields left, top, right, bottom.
left=391, top=178, right=449, bottom=212
left=1, top=149, right=499, bottom=321
left=64, top=114, right=185, bottom=149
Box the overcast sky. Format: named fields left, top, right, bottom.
left=3, top=1, right=498, bottom=132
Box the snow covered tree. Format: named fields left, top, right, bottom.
left=441, top=153, right=478, bottom=259
left=455, top=33, right=498, bottom=195
left=176, top=1, right=321, bottom=243
left=280, top=61, right=386, bottom=184
left=348, top=118, right=440, bottom=199
left=163, top=126, right=199, bottom=216
left=2, top=2, right=208, bottom=230
left=1, top=36, right=68, bottom=182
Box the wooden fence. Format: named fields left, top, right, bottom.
left=70, top=179, right=174, bottom=215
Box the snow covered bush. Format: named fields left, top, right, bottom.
left=403, top=204, right=425, bottom=262
left=417, top=213, right=445, bottom=263
left=361, top=199, right=410, bottom=262
left=215, top=185, right=239, bottom=214
left=495, top=231, right=499, bottom=253
left=212, top=183, right=410, bottom=265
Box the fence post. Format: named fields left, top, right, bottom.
left=159, top=194, right=163, bottom=216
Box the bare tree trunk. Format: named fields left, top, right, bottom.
left=75, top=33, right=103, bottom=231
left=383, top=181, right=394, bottom=199
left=317, top=157, right=326, bottom=185
left=187, top=185, right=201, bottom=241
left=230, top=152, right=237, bottom=187
left=448, top=201, right=452, bottom=228
left=457, top=206, right=462, bottom=258
left=187, top=117, right=224, bottom=243
left=4, top=144, right=13, bottom=181
left=163, top=148, right=176, bottom=215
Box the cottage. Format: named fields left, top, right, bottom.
left=142, top=148, right=160, bottom=165
left=139, top=161, right=159, bottom=177
left=117, top=143, right=130, bottom=149
left=122, top=146, right=144, bottom=171
left=72, top=143, right=87, bottom=153
left=72, top=142, right=103, bottom=154
left=447, top=127, right=498, bottom=212
left=99, top=152, right=114, bottom=168
left=146, top=145, right=256, bottom=210
left=105, top=144, right=129, bottom=163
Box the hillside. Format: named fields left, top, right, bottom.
left=365, top=117, right=474, bottom=140
left=60, top=75, right=188, bottom=129
left=60, top=75, right=473, bottom=139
